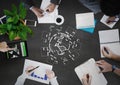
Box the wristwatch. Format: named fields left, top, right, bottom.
left=112, top=65, right=118, bottom=72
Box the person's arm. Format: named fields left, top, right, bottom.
left=114, top=68, right=120, bottom=76
left=15, top=74, right=26, bottom=85
left=102, top=46, right=120, bottom=61
left=25, top=0, right=43, bottom=17
left=46, top=70, right=59, bottom=85
left=50, top=0, right=61, bottom=5
left=45, top=0, right=61, bottom=13
left=25, top=0, right=35, bottom=8
left=49, top=77, right=59, bottom=85
left=96, top=60, right=120, bottom=76
left=15, top=66, right=36, bottom=85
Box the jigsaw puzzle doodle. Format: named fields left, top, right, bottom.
left=41, top=25, right=81, bottom=65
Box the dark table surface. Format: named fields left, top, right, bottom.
left=0, top=0, right=120, bottom=85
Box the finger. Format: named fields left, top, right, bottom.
left=88, top=74, right=92, bottom=84
left=37, top=14, right=43, bottom=18
left=82, top=78, right=88, bottom=85
left=46, top=70, right=52, bottom=75
left=102, top=47, right=109, bottom=56
left=96, top=60, right=104, bottom=64
left=7, top=48, right=13, bottom=51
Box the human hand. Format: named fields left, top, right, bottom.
left=25, top=66, right=35, bottom=75
left=82, top=74, right=92, bottom=85
left=102, top=46, right=115, bottom=59
left=31, top=6, right=44, bottom=17
left=96, top=60, right=112, bottom=73
left=46, top=70, right=55, bottom=79
left=46, top=3, right=56, bottom=13
left=106, top=16, right=116, bottom=24
left=0, top=42, right=12, bottom=52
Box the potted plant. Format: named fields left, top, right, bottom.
left=0, top=2, right=33, bottom=41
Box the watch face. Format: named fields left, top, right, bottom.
left=112, top=65, right=117, bottom=72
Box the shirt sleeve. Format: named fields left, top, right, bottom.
left=15, top=74, right=26, bottom=85
left=25, top=0, right=35, bottom=8
left=49, top=77, right=59, bottom=85
left=50, top=0, right=61, bottom=5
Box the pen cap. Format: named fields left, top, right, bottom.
left=55, top=15, right=64, bottom=25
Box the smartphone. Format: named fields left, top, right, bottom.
left=25, top=19, right=37, bottom=27
left=0, top=15, right=6, bottom=24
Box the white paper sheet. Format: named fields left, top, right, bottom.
left=37, top=0, right=58, bottom=23
left=23, top=59, right=53, bottom=84
left=75, top=58, right=107, bottom=85
left=100, top=15, right=119, bottom=28
left=75, top=12, right=95, bottom=29
left=98, top=29, right=119, bottom=43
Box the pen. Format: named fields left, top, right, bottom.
left=28, top=66, right=39, bottom=73
left=104, top=47, right=109, bottom=54
left=86, top=74, right=89, bottom=82
left=106, top=20, right=117, bottom=24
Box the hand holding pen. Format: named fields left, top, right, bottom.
left=106, top=16, right=117, bottom=24
left=102, top=46, right=114, bottom=59
left=25, top=66, right=39, bottom=75
left=82, top=74, right=92, bottom=85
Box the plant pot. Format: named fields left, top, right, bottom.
left=14, top=36, right=21, bottom=40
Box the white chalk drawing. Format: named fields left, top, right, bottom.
left=41, top=25, right=81, bottom=65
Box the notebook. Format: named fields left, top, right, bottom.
left=23, top=59, right=53, bottom=84
left=98, top=29, right=120, bottom=58
left=75, top=58, right=107, bottom=85
left=75, top=12, right=95, bottom=33
left=100, top=15, right=119, bottom=28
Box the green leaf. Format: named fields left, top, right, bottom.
left=7, top=17, right=14, bottom=23
left=9, top=31, right=16, bottom=41
left=0, top=24, right=7, bottom=29
left=13, top=15, right=19, bottom=24
left=19, top=2, right=26, bottom=19
left=11, top=4, right=17, bottom=15
left=4, top=10, right=13, bottom=16
left=18, top=31, right=27, bottom=40
left=7, top=24, right=12, bottom=31
left=22, top=25, right=33, bottom=34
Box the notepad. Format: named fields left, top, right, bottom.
left=98, top=29, right=120, bottom=58
left=75, top=58, right=107, bottom=85
left=37, top=0, right=58, bottom=23
left=100, top=15, right=119, bottom=28
left=23, top=59, right=53, bottom=84
left=75, top=12, right=95, bottom=33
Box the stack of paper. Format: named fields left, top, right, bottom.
left=23, top=59, right=53, bottom=84
left=75, top=12, right=95, bottom=33
left=100, top=15, right=119, bottom=28
left=75, top=58, right=107, bottom=85
left=98, top=29, right=120, bottom=58
left=38, top=0, right=58, bottom=23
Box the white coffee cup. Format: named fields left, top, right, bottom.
left=55, top=15, right=64, bottom=25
